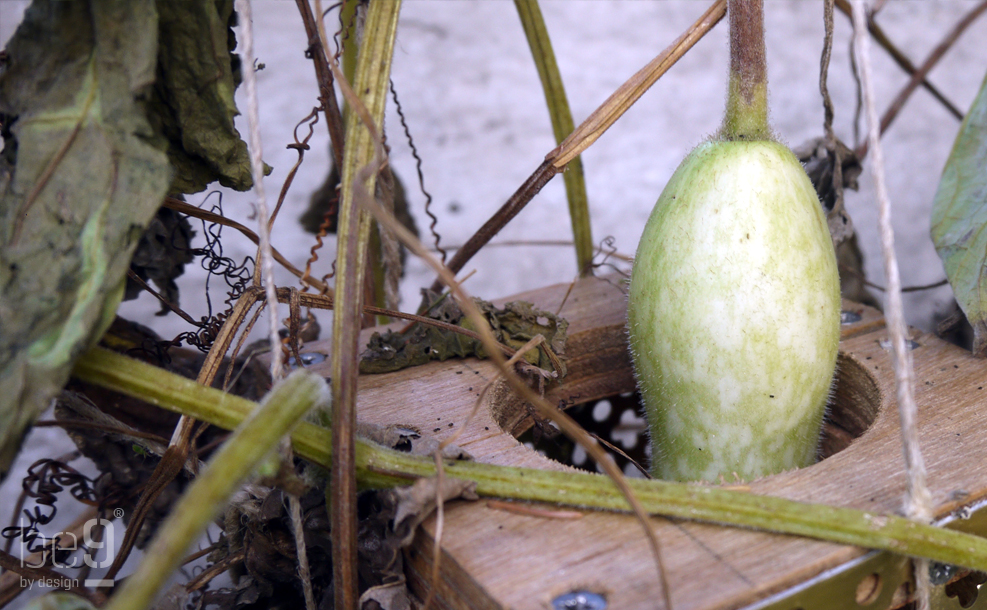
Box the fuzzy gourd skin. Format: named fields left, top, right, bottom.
left=627, top=140, right=841, bottom=482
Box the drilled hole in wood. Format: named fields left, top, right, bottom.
left=516, top=392, right=650, bottom=476
left=819, top=354, right=882, bottom=460
left=855, top=573, right=883, bottom=605
left=504, top=352, right=881, bottom=475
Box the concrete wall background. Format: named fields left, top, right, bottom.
left=4, top=1, right=986, bottom=339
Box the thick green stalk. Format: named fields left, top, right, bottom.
left=341, top=0, right=358, bottom=90
left=514, top=0, right=593, bottom=275
left=74, top=347, right=987, bottom=572
left=370, top=224, right=389, bottom=324
left=102, top=370, right=328, bottom=610
left=330, top=1, right=401, bottom=606
left=722, top=0, right=771, bottom=140
left=340, top=0, right=388, bottom=320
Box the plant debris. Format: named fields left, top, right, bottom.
left=47, top=317, right=271, bottom=550
left=301, top=164, right=416, bottom=238
left=360, top=290, right=568, bottom=376
left=795, top=136, right=862, bottom=245
left=357, top=421, right=472, bottom=460
left=208, top=486, right=333, bottom=610
left=357, top=477, right=478, bottom=610
left=202, top=476, right=475, bottom=610
left=124, top=206, right=196, bottom=314
left=795, top=137, right=878, bottom=309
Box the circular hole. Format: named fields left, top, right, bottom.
left=516, top=392, right=650, bottom=476
left=855, top=573, right=883, bottom=605
left=818, top=355, right=883, bottom=460
left=507, top=352, right=881, bottom=475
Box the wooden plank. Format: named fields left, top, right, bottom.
left=296, top=276, right=987, bottom=610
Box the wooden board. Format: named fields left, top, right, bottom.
left=299, top=276, right=987, bottom=610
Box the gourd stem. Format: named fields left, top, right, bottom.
left=723, top=0, right=771, bottom=140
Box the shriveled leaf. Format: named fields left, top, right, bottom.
left=359, top=580, right=415, bottom=610
left=142, top=0, right=256, bottom=194
left=361, top=291, right=568, bottom=376
left=931, top=69, right=987, bottom=356
left=0, top=0, right=171, bottom=479
left=385, top=476, right=478, bottom=551
left=124, top=206, right=195, bottom=312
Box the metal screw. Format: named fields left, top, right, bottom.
left=929, top=561, right=959, bottom=586
left=552, top=591, right=607, bottom=610
left=289, top=352, right=327, bottom=368
left=878, top=338, right=920, bottom=352
left=840, top=310, right=862, bottom=325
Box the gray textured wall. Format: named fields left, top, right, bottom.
left=4, top=1, right=984, bottom=337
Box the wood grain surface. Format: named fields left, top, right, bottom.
left=299, top=276, right=987, bottom=610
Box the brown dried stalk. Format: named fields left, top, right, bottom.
left=430, top=0, right=726, bottom=292
left=316, top=0, right=402, bottom=604
left=833, top=0, right=963, bottom=121
left=855, top=0, right=987, bottom=159
left=295, top=0, right=346, bottom=169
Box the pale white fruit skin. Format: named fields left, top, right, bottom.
left=627, top=140, right=841, bottom=482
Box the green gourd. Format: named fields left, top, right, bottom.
left=627, top=0, right=841, bottom=482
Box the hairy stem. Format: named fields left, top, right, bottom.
left=722, top=0, right=770, bottom=140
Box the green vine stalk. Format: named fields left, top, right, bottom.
left=514, top=0, right=594, bottom=275
left=102, top=371, right=329, bottom=610
left=74, top=346, right=987, bottom=573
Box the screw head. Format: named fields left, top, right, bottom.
left=878, top=338, right=920, bottom=352
left=289, top=352, right=327, bottom=368
left=929, top=561, right=959, bottom=586
left=552, top=591, right=606, bottom=610
left=840, top=310, right=862, bottom=325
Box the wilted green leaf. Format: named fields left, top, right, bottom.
left=143, top=0, right=256, bottom=194
left=931, top=69, right=987, bottom=356
left=0, top=0, right=171, bottom=479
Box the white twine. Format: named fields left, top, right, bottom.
left=288, top=489, right=318, bottom=610
left=235, top=0, right=284, bottom=382
left=851, top=1, right=933, bottom=607
left=235, top=5, right=314, bottom=610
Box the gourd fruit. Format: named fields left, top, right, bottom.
left=627, top=0, right=841, bottom=482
